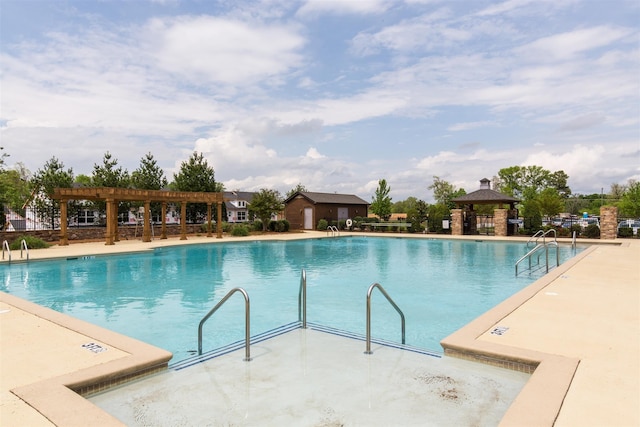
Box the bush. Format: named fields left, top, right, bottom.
left=280, top=219, right=290, bottom=232
left=200, top=221, right=215, bottom=233
left=230, top=224, right=249, bottom=236
left=317, top=219, right=328, bottom=230
left=222, top=222, right=233, bottom=232
left=583, top=224, right=600, bottom=239
left=618, top=227, right=634, bottom=238
left=9, top=235, right=50, bottom=250
left=252, top=220, right=263, bottom=231
left=267, top=219, right=289, bottom=232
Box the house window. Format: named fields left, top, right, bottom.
left=237, top=211, right=246, bottom=221
left=239, top=201, right=246, bottom=208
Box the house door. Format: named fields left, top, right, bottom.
left=304, top=207, right=313, bottom=230
left=338, top=207, right=349, bottom=220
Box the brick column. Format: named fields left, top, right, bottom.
left=494, top=208, right=508, bottom=237
left=600, top=206, right=618, bottom=240
left=451, top=209, right=463, bottom=236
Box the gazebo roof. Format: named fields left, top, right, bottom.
left=451, top=178, right=520, bottom=206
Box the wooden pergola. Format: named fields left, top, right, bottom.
left=52, top=187, right=225, bottom=245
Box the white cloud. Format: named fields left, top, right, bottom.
left=147, top=16, right=306, bottom=85
left=296, top=0, right=390, bottom=17
left=447, top=121, right=498, bottom=132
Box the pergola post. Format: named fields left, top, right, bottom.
left=142, top=200, right=152, bottom=242
left=59, top=200, right=69, bottom=246
left=206, top=203, right=212, bottom=237
left=217, top=200, right=223, bottom=238
left=105, top=198, right=116, bottom=245
left=161, top=202, right=167, bottom=239
left=180, top=202, right=187, bottom=240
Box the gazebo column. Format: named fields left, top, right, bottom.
left=216, top=201, right=223, bottom=238
left=206, top=203, right=212, bottom=237
left=494, top=208, right=508, bottom=237
left=451, top=209, right=464, bottom=236
left=180, top=202, right=187, bottom=240
left=160, top=202, right=167, bottom=239
left=142, top=200, right=152, bottom=242
left=600, top=206, right=617, bottom=240
left=59, top=199, right=69, bottom=246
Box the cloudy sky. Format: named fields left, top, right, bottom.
left=1, top=0, right=638, bottom=202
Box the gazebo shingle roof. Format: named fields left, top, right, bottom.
left=451, top=178, right=520, bottom=205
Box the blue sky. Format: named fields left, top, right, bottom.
left=1, top=0, right=638, bottom=202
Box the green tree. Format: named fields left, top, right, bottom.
left=172, top=152, right=223, bottom=222
left=370, top=179, right=392, bottom=220
left=428, top=176, right=457, bottom=208
left=30, top=157, right=74, bottom=228
left=618, top=180, right=640, bottom=218
left=74, top=174, right=92, bottom=187
left=0, top=163, right=31, bottom=230
left=249, top=188, right=284, bottom=231
left=536, top=188, right=565, bottom=218
left=92, top=151, right=130, bottom=188
left=131, top=152, right=168, bottom=190
left=286, top=183, right=308, bottom=198
left=392, top=196, right=418, bottom=213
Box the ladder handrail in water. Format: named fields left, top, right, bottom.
left=2, top=240, right=10, bottom=261
left=326, top=225, right=339, bottom=237
left=198, top=287, right=251, bottom=361
left=365, top=283, right=405, bottom=354
left=515, top=241, right=559, bottom=276
left=298, top=269, right=307, bottom=329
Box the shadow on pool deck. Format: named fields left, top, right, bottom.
left=0, top=232, right=638, bottom=426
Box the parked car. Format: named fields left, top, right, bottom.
left=617, top=219, right=640, bottom=236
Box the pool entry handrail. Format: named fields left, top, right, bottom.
left=20, top=239, right=29, bottom=261
left=298, top=269, right=307, bottom=328
left=365, top=283, right=405, bottom=354
left=198, top=287, right=252, bottom=361
left=326, top=225, right=339, bottom=237
left=2, top=240, right=10, bottom=261
left=515, top=241, right=559, bottom=276
left=526, top=228, right=557, bottom=248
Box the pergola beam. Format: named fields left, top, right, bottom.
left=52, top=187, right=226, bottom=245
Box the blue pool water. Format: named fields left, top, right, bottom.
left=1, top=237, right=583, bottom=361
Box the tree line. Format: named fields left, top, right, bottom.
left=0, top=149, right=286, bottom=231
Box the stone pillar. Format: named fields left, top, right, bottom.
left=600, top=206, right=618, bottom=240
left=451, top=209, right=463, bottom=236
left=494, top=208, right=508, bottom=237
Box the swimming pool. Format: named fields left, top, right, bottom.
left=0, top=237, right=583, bottom=361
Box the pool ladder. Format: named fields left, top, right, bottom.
left=198, top=287, right=251, bottom=361
left=326, top=225, right=339, bottom=237
left=516, top=230, right=559, bottom=276
left=2, top=239, right=29, bottom=262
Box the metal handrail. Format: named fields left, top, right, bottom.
left=20, top=239, right=29, bottom=260
left=2, top=240, right=10, bottom=261
left=365, top=283, right=405, bottom=354
left=527, top=229, right=557, bottom=248
left=326, top=225, right=339, bottom=237
left=515, top=241, right=559, bottom=276
left=198, top=287, right=251, bottom=361
left=298, top=269, right=307, bottom=328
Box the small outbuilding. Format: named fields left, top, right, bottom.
left=284, top=191, right=369, bottom=230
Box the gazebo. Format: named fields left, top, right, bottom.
left=450, top=178, right=520, bottom=236
left=53, top=187, right=225, bottom=245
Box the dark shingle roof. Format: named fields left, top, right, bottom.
left=286, top=191, right=369, bottom=205
left=451, top=189, right=519, bottom=204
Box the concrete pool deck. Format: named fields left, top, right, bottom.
left=1, top=232, right=638, bottom=426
